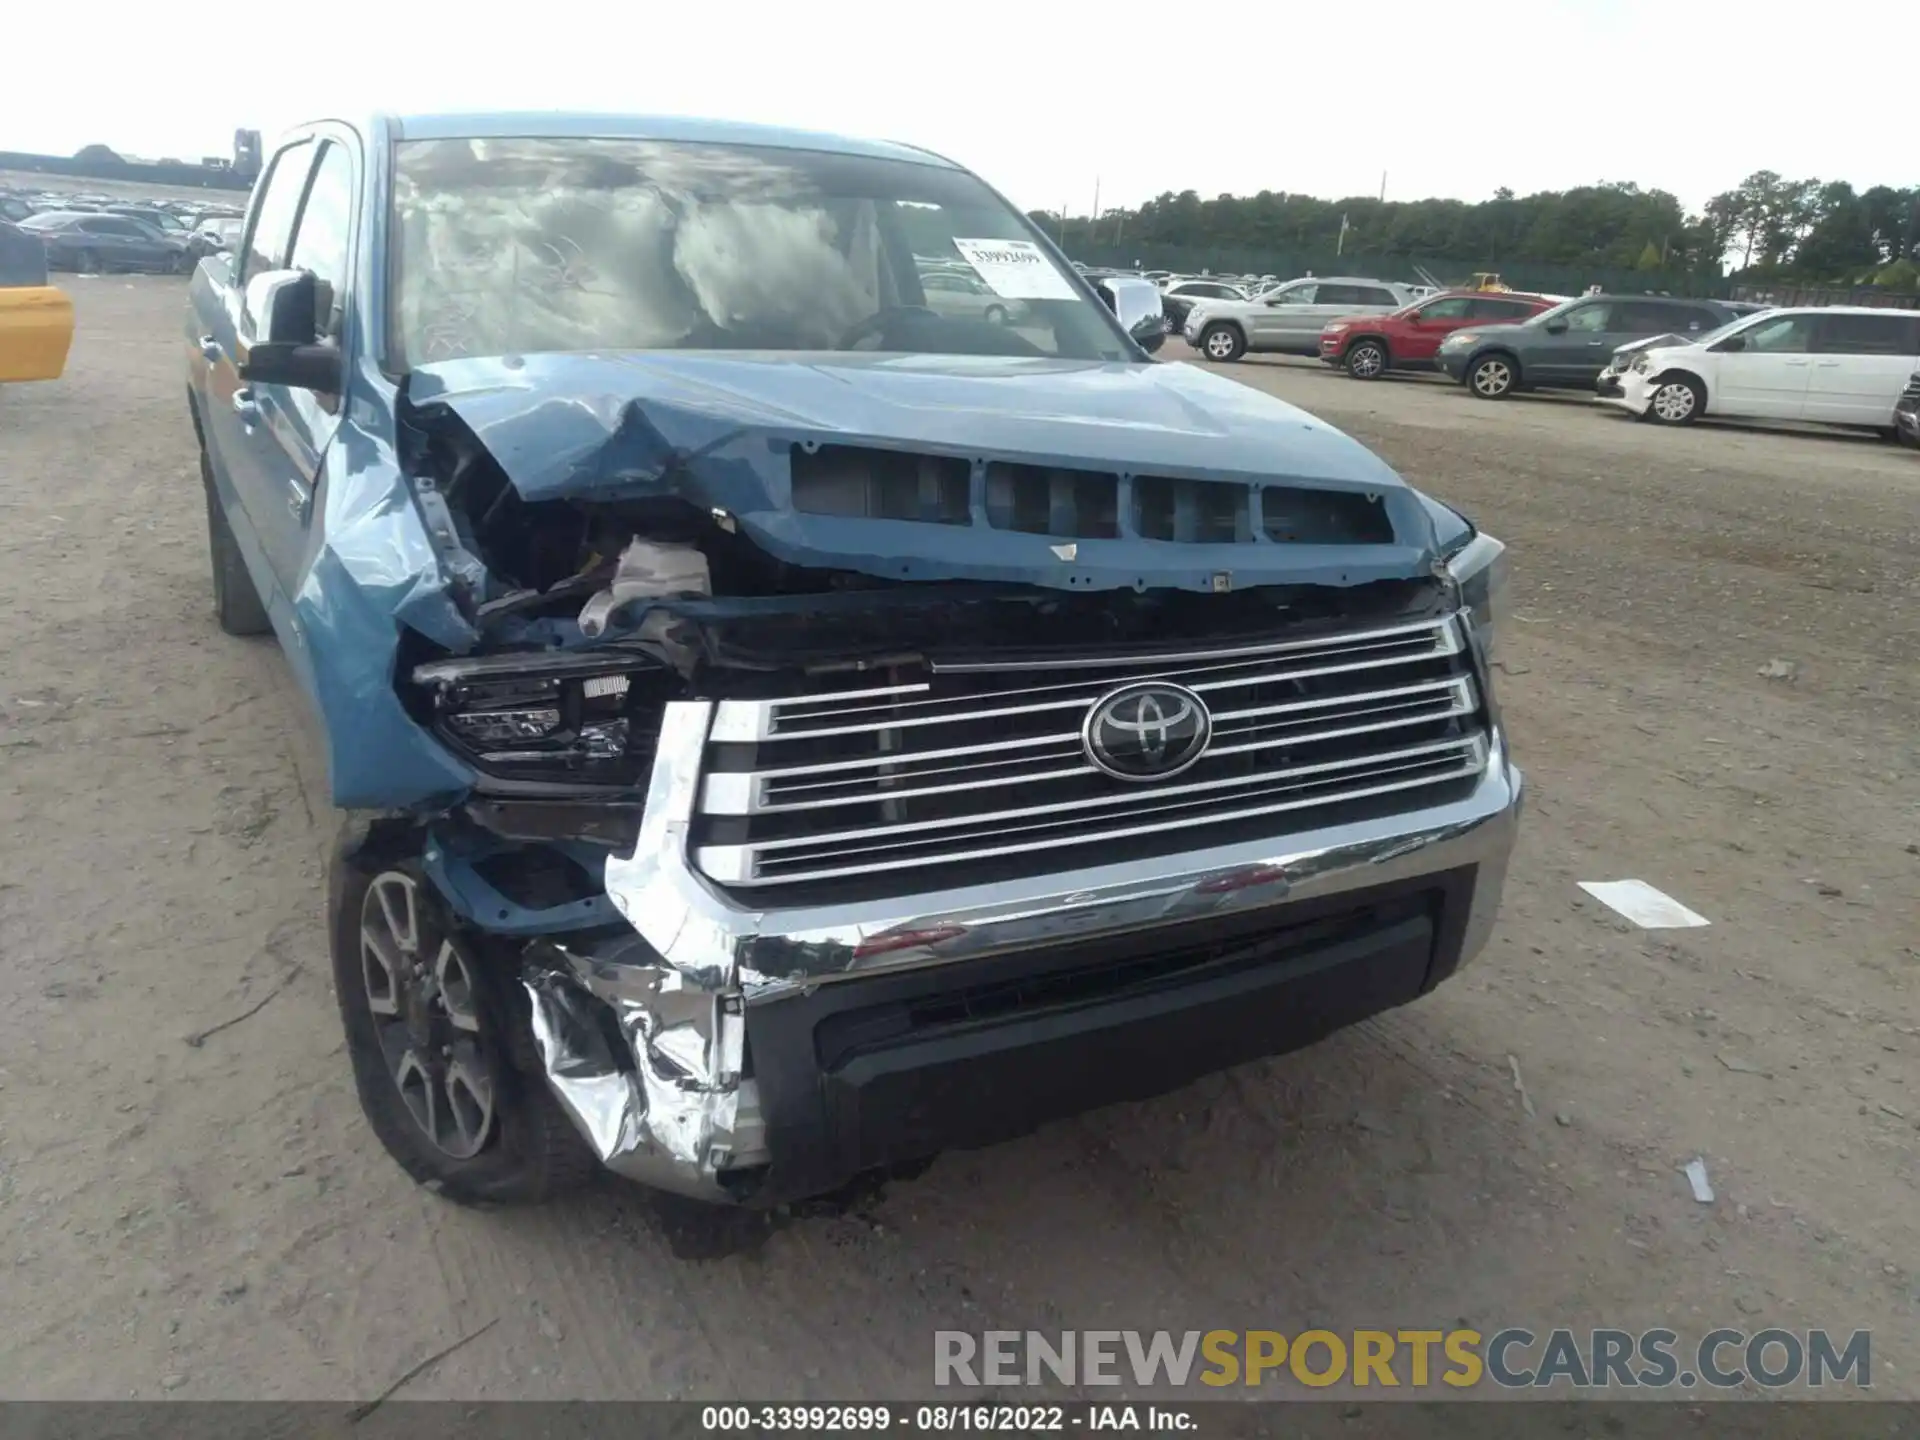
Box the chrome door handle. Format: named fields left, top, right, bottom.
left=1587, top=340, right=1606, bottom=346
left=232, top=388, right=260, bottom=423
left=1815, top=360, right=1841, bottom=367
left=1785, top=360, right=1809, bottom=367
left=198, top=334, right=221, bottom=362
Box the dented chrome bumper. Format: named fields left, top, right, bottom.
left=526, top=702, right=1525, bottom=1202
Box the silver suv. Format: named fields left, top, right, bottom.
left=1187, top=276, right=1415, bottom=361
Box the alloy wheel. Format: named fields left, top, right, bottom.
left=359, top=871, right=496, bottom=1160
left=1204, top=329, right=1237, bottom=360
left=1348, top=343, right=1385, bottom=378
left=1472, top=359, right=1512, bottom=396
left=1651, top=382, right=1696, bottom=422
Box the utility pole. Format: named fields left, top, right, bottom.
left=1379, top=171, right=1387, bottom=203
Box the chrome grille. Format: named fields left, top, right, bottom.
left=693, top=616, right=1488, bottom=890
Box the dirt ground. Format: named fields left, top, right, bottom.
left=1, top=280, right=1916, bottom=1403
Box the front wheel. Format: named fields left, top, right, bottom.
left=983, top=303, right=1009, bottom=326
left=1345, top=340, right=1388, bottom=379
left=75, top=248, right=103, bottom=274
left=1643, top=375, right=1702, bottom=425
left=1199, top=323, right=1245, bottom=362
left=1467, top=353, right=1517, bottom=399
left=331, top=855, right=597, bottom=1206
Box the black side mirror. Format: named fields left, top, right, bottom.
left=238, top=268, right=341, bottom=392
left=1544, top=319, right=1568, bottom=334
left=1713, top=335, right=1746, bottom=353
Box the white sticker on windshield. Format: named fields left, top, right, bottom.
left=952, top=238, right=1077, bottom=300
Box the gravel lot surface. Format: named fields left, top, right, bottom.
left=2, top=283, right=1916, bottom=1403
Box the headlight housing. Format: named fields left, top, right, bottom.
left=1443, top=331, right=1479, bottom=349
left=1324, top=322, right=1349, bottom=334
left=1444, top=532, right=1507, bottom=660
left=411, top=653, right=670, bottom=790
left=1632, top=353, right=1653, bottom=374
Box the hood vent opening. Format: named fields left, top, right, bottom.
left=791, top=445, right=971, bottom=526
left=1136, top=476, right=1247, bottom=544
left=1261, top=487, right=1394, bottom=545
left=985, top=463, right=1120, bottom=538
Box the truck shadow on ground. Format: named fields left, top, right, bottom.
left=537, top=1008, right=1539, bottom=1291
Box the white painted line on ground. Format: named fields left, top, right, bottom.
left=1578, top=879, right=1710, bottom=929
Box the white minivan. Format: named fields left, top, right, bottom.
left=1606, top=306, right=1920, bottom=431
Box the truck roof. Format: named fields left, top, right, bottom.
left=378, top=112, right=958, bottom=170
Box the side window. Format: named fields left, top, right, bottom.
left=241, top=140, right=316, bottom=288
left=1316, top=284, right=1361, bottom=306
left=1616, top=301, right=1684, bottom=332
left=1276, top=283, right=1316, bottom=304
left=1564, top=303, right=1615, bottom=332
left=1419, top=296, right=1475, bottom=320
left=1737, top=313, right=1817, bottom=353
left=1463, top=297, right=1518, bottom=320
left=1682, top=306, right=1723, bottom=332
left=1816, top=312, right=1920, bottom=356
left=1358, top=287, right=1399, bottom=306
left=286, top=141, right=354, bottom=342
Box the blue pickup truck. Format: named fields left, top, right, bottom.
left=186, top=113, right=1522, bottom=1207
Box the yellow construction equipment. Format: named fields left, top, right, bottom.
left=0, top=221, right=75, bottom=384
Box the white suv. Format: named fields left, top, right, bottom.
left=1607, top=306, right=1920, bottom=431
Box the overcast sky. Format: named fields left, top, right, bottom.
left=3, top=0, right=1911, bottom=216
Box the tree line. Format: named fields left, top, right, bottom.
left=1034, top=173, right=1920, bottom=289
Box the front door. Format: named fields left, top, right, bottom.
left=1533, top=300, right=1628, bottom=382
left=1803, top=312, right=1920, bottom=426
left=1708, top=312, right=1817, bottom=419
left=200, top=138, right=318, bottom=624
left=1251, top=283, right=1316, bottom=346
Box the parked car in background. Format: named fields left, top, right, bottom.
left=1187, top=277, right=1415, bottom=362
left=1159, top=277, right=1249, bottom=330
left=0, top=220, right=74, bottom=383
left=18, top=211, right=192, bottom=274
left=920, top=267, right=1027, bottom=325
left=1435, top=293, right=1740, bottom=398
left=105, top=205, right=192, bottom=238
left=1895, top=370, right=1920, bottom=447
left=1320, top=290, right=1556, bottom=379
left=187, top=217, right=244, bottom=260
left=1604, top=307, right=1920, bottom=431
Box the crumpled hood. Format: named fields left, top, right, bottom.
left=407, top=351, right=1441, bottom=592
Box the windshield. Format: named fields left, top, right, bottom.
left=389, top=137, right=1132, bottom=369
left=1690, top=314, right=1757, bottom=348
left=17, top=213, right=65, bottom=231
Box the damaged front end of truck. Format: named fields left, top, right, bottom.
left=311, top=346, right=1511, bottom=1204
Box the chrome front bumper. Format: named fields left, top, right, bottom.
left=527, top=702, right=1525, bottom=1200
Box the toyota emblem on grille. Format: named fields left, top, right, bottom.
left=1082, top=682, right=1213, bottom=782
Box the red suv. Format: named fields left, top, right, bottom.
left=1319, top=290, right=1557, bottom=379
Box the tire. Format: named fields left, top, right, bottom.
left=76, top=248, right=103, bottom=275
left=201, top=448, right=272, bottom=636
left=171, top=250, right=193, bottom=276
left=1643, top=374, right=1703, bottom=425
left=1199, top=322, right=1246, bottom=362
left=983, top=303, right=1009, bottom=326
left=330, top=849, right=598, bottom=1206
left=1345, top=339, right=1388, bottom=380
left=1467, top=352, right=1517, bottom=399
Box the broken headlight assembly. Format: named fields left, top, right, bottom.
left=1444, top=530, right=1507, bottom=660
left=411, top=654, right=670, bottom=790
